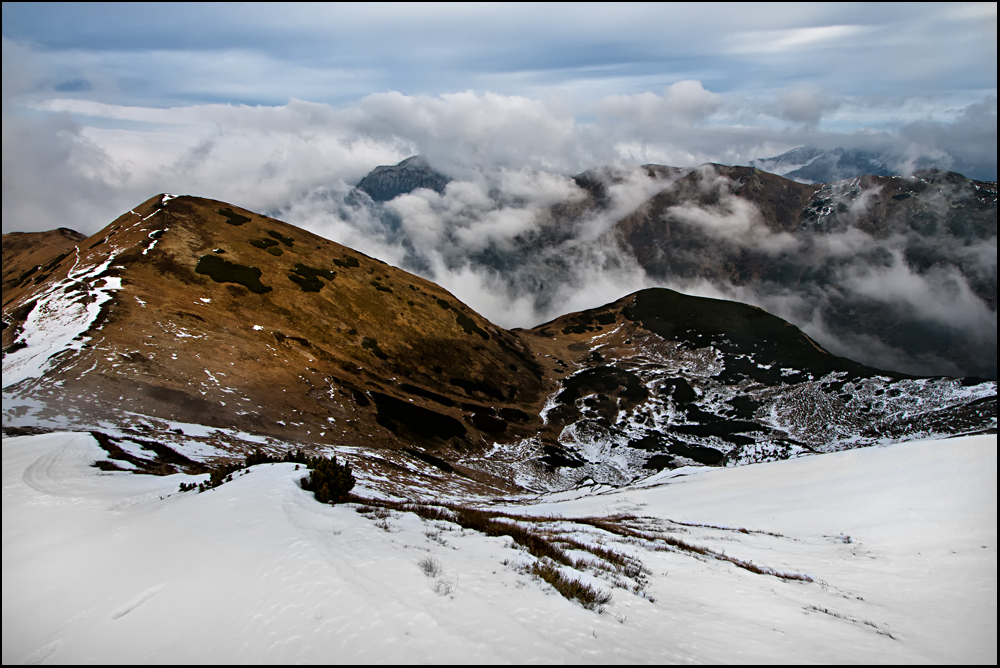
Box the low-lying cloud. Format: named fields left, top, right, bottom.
left=274, top=160, right=996, bottom=378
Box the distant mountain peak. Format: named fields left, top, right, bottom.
left=356, top=156, right=451, bottom=202
left=751, top=146, right=897, bottom=183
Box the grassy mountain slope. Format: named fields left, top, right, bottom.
left=3, top=194, right=995, bottom=492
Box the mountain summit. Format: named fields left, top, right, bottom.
left=751, top=147, right=897, bottom=183
left=356, top=156, right=451, bottom=202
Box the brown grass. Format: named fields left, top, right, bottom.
left=526, top=560, right=612, bottom=610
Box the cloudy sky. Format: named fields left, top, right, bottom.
left=3, top=3, right=996, bottom=375
left=3, top=2, right=996, bottom=235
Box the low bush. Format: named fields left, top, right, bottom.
left=267, top=230, right=295, bottom=247
left=300, top=455, right=355, bottom=504
left=333, top=256, right=360, bottom=268
left=289, top=263, right=336, bottom=292
left=528, top=560, right=612, bottom=611
left=218, top=207, right=250, bottom=226
left=361, top=337, right=389, bottom=360
left=195, top=255, right=272, bottom=294
left=183, top=448, right=355, bottom=504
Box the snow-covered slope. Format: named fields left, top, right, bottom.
left=3, top=431, right=995, bottom=664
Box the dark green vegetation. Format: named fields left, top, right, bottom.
left=664, top=440, right=725, bottom=465
left=5, top=266, right=43, bottom=289
left=622, top=288, right=883, bottom=384
left=449, top=377, right=507, bottom=401
left=333, top=256, right=360, bottom=268
left=195, top=255, right=272, bottom=294
left=625, top=432, right=725, bottom=466
left=288, top=263, right=336, bottom=292
left=399, top=383, right=456, bottom=407
left=360, top=336, right=389, bottom=360
left=248, top=236, right=288, bottom=256
left=455, top=310, right=489, bottom=339
left=178, top=448, right=355, bottom=504
left=559, top=310, right=617, bottom=335
left=300, top=455, right=355, bottom=504
left=540, top=444, right=586, bottom=469
left=471, top=412, right=507, bottom=434
left=217, top=207, right=251, bottom=226
left=267, top=230, right=295, bottom=247
left=557, top=366, right=648, bottom=404
left=4, top=250, right=75, bottom=289
left=371, top=391, right=466, bottom=440
left=403, top=447, right=455, bottom=473
left=499, top=407, right=531, bottom=422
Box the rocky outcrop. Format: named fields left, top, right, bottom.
left=356, top=156, right=451, bottom=202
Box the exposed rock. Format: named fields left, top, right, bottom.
left=356, top=156, right=451, bottom=202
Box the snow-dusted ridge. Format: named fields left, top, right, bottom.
left=1, top=249, right=123, bottom=390
left=2, top=194, right=178, bottom=392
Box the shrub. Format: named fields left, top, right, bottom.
left=195, top=255, right=272, bottom=294
left=361, top=336, right=389, bottom=360
left=301, top=457, right=355, bottom=503
left=289, top=263, right=336, bottom=292
left=186, top=448, right=355, bottom=505
left=454, top=311, right=489, bottom=339
left=267, top=230, right=295, bottom=247
left=218, top=207, right=251, bottom=226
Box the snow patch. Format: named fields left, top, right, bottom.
left=2, top=251, right=123, bottom=390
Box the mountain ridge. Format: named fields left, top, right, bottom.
left=344, top=156, right=996, bottom=379
left=3, top=194, right=995, bottom=493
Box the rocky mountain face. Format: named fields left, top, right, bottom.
left=751, top=147, right=898, bottom=183
left=2, top=195, right=995, bottom=492
left=355, top=156, right=451, bottom=202
left=347, top=157, right=996, bottom=380
left=612, top=165, right=998, bottom=379
left=485, top=289, right=994, bottom=487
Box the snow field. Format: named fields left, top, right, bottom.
left=2, top=432, right=996, bottom=663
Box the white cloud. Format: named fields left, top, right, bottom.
left=730, top=25, right=874, bottom=54
left=779, top=83, right=840, bottom=126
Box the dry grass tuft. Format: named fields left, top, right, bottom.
left=526, top=561, right=612, bottom=611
